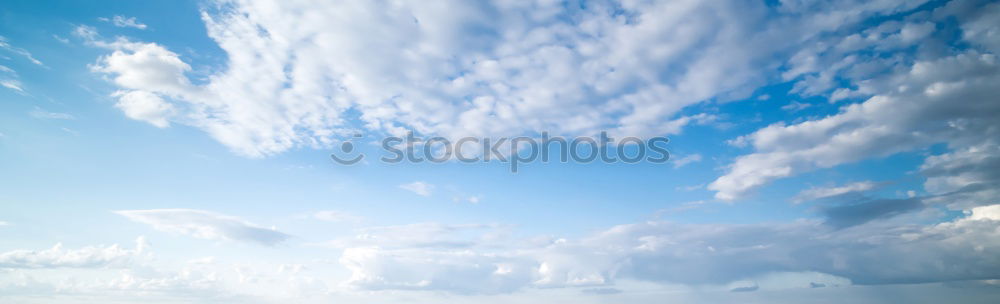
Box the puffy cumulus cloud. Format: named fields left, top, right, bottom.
left=341, top=247, right=534, bottom=294
left=0, top=234, right=327, bottom=300
left=112, top=90, right=176, bottom=127
left=96, top=270, right=224, bottom=298
left=710, top=0, right=1000, bottom=201
left=967, top=204, right=1000, bottom=221
left=86, top=38, right=196, bottom=128
left=333, top=230, right=594, bottom=293
left=115, top=209, right=291, bottom=246
left=711, top=51, right=1000, bottom=201
left=0, top=237, right=147, bottom=269
left=92, top=261, right=325, bottom=300
left=335, top=223, right=604, bottom=293
left=940, top=0, right=1000, bottom=54
left=0, top=241, right=332, bottom=302
left=920, top=141, right=1000, bottom=210
left=88, top=0, right=936, bottom=157
left=91, top=40, right=198, bottom=97
left=335, top=206, right=1000, bottom=294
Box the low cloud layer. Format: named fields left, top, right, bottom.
left=2, top=206, right=999, bottom=299
left=0, top=237, right=146, bottom=269
left=336, top=204, right=1000, bottom=293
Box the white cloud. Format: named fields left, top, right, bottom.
left=0, top=79, right=25, bottom=94
left=399, top=181, right=434, bottom=197
left=780, top=101, right=812, bottom=112
left=968, top=205, right=1000, bottom=221
left=671, top=154, right=703, bottom=168
left=86, top=0, right=934, bottom=157
left=341, top=246, right=533, bottom=294
left=948, top=0, right=1000, bottom=54
left=72, top=25, right=99, bottom=42
left=0, top=240, right=333, bottom=301
left=99, top=15, right=148, bottom=30
left=335, top=204, right=1000, bottom=294
left=710, top=52, right=1000, bottom=201
left=0, top=221, right=9, bottom=226
left=0, top=263, right=231, bottom=300
left=112, top=90, right=175, bottom=127
left=335, top=223, right=534, bottom=293
left=92, top=41, right=196, bottom=96
left=29, top=107, right=75, bottom=120
left=710, top=0, right=1000, bottom=202
left=114, top=209, right=290, bottom=246
left=0, top=237, right=147, bottom=269
left=791, top=181, right=878, bottom=204
left=52, top=34, right=70, bottom=44
left=0, top=35, right=44, bottom=66
left=78, top=28, right=187, bottom=129
left=3, top=211, right=1000, bottom=299
left=920, top=140, right=1000, bottom=210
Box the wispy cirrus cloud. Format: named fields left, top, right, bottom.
left=0, top=35, right=44, bottom=66
left=98, top=15, right=147, bottom=30
left=399, top=181, right=434, bottom=197
left=0, top=79, right=24, bottom=94
left=29, top=107, right=75, bottom=120
left=791, top=181, right=879, bottom=204
left=671, top=154, right=703, bottom=168
left=114, top=209, right=290, bottom=246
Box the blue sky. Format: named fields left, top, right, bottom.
left=2, top=0, right=1000, bottom=303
